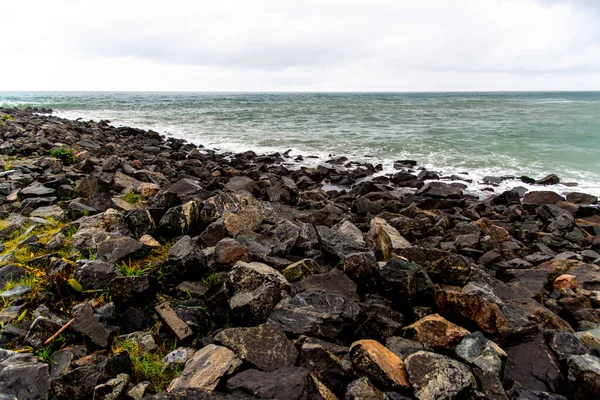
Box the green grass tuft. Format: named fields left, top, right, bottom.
left=49, top=148, right=76, bottom=165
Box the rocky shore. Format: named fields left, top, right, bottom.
left=0, top=107, right=599, bottom=400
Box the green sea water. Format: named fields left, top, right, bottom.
left=1, top=91, right=599, bottom=196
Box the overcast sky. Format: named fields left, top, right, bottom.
left=1, top=0, right=599, bottom=91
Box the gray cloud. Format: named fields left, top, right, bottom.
left=1, top=0, right=600, bottom=90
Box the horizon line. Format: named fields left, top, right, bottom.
left=2, top=89, right=600, bottom=94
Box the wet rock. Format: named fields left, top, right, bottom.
left=536, top=174, right=560, bottom=185
left=226, top=367, right=335, bottom=400
left=405, top=351, right=476, bottom=400
left=566, top=192, right=598, bottom=205
left=74, top=260, right=120, bottom=290
left=167, top=235, right=207, bottom=279
left=403, top=314, right=470, bottom=351
left=0, top=352, right=50, bottom=400
left=566, top=354, right=600, bottom=400
left=416, top=181, right=464, bottom=198
left=214, top=324, right=297, bottom=371
left=365, top=217, right=411, bottom=262
left=349, top=339, right=410, bottom=390
left=523, top=191, right=565, bottom=206
left=268, top=288, right=361, bottom=339
left=168, top=344, right=242, bottom=392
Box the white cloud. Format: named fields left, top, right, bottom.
left=1, top=0, right=599, bottom=91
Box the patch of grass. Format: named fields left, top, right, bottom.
left=123, top=191, right=141, bottom=205
left=112, top=338, right=182, bottom=393
left=202, top=273, right=222, bottom=288
left=118, top=259, right=152, bottom=276
left=35, top=334, right=67, bottom=364
left=49, top=148, right=76, bottom=165
left=1, top=115, right=15, bottom=122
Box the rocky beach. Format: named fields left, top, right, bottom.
left=0, top=106, right=599, bottom=400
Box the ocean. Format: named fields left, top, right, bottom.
left=1, top=91, right=599, bottom=197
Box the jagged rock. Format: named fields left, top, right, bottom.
left=298, top=203, right=347, bottom=228
left=301, top=338, right=355, bottom=396
left=167, top=235, right=207, bottom=279
left=523, top=191, right=565, bottom=206
left=125, top=208, right=156, bottom=238
left=30, top=205, right=65, bottom=220
left=268, top=288, right=361, bottom=339
left=214, top=238, right=249, bottom=266
left=225, top=176, right=261, bottom=196
left=166, top=178, right=205, bottom=201
left=108, top=276, right=156, bottom=306
left=402, top=314, right=470, bottom=351
left=228, top=261, right=290, bottom=293
left=340, top=252, right=379, bottom=293
left=159, top=201, right=202, bottom=236
left=20, top=182, right=56, bottom=197
left=416, top=181, right=464, bottom=198
left=74, top=260, right=120, bottom=290
left=214, top=324, right=297, bottom=372
left=379, top=257, right=434, bottom=309
left=295, top=269, right=359, bottom=301
left=155, top=302, right=193, bottom=342
left=566, top=192, right=598, bottom=205
left=226, top=367, right=335, bottom=400
left=204, top=193, right=263, bottom=236
left=502, top=332, right=564, bottom=393
left=566, top=354, right=600, bottom=400
left=164, top=348, right=196, bottom=367
left=349, top=339, right=410, bottom=391
left=316, top=225, right=370, bottom=263
left=405, top=351, right=476, bottom=400
left=93, top=373, right=130, bottom=400
left=0, top=265, right=25, bottom=289
left=0, top=352, right=50, bottom=400
left=24, top=316, right=62, bottom=348
left=168, top=344, right=242, bottom=392
left=229, top=282, right=282, bottom=326
left=344, top=377, right=386, bottom=400
left=282, top=259, right=315, bottom=283
left=72, top=303, right=110, bottom=348
left=395, top=247, right=471, bottom=285
left=365, top=217, right=411, bottom=262
left=333, top=219, right=366, bottom=247
left=97, top=235, right=146, bottom=263
left=545, top=331, right=590, bottom=362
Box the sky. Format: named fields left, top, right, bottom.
left=1, top=0, right=599, bottom=91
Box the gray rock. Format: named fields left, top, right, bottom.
left=214, top=324, right=298, bottom=372
left=163, top=348, right=196, bottom=367
left=566, top=354, right=600, bottom=400
left=0, top=265, right=25, bottom=289
left=0, top=286, right=31, bottom=299
left=20, top=182, right=56, bottom=197
left=226, top=367, right=334, bottom=400
left=301, top=338, right=355, bottom=396
left=97, top=235, right=145, bottom=263
left=405, top=351, right=476, bottom=400
left=93, top=373, right=130, bottom=400
left=545, top=331, right=590, bottom=362
left=379, top=258, right=434, bottom=309
left=108, top=276, right=156, bottom=306
left=74, top=260, right=120, bottom=290
left=268, top=288, right=361, bottom=339
left=229, top=282, right=282, bottom=325
left=72, top=303, right=110, bottom=348
left=0, top=352, right=50, bottom=400
left=316, top=225, right=369, bottom=264
left=167, top=235, right=207, bottom=279
left=456, top=331, right=506, bottom=374
left=24, top=316, right=62, bottom=348
left=228, top=261, right=290, bottom=293
left=345, top=377, right=386, bottom=400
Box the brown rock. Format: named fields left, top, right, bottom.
left=365, top=217, right=411, bottom=262
left=136, top=182, right=160, bottom=198
left=349, top=339, right=410, bottom=390
left=282, top=259, right=315, bottom=283
left=473, top=218, right=511, bottom=243
left=168, top=344, right=242, bottom=392
left=402, top=313, right=470, bottom=351
left=553, top=274, right=578, bottom=290
left=523, top=191, right=565, bottom=206
left=214, top=238, right=249, bottom=266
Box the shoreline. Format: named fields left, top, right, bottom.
left=0, top=106, right=599, bottom=398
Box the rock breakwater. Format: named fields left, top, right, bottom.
left=0, top=107, right=599, bottom=399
